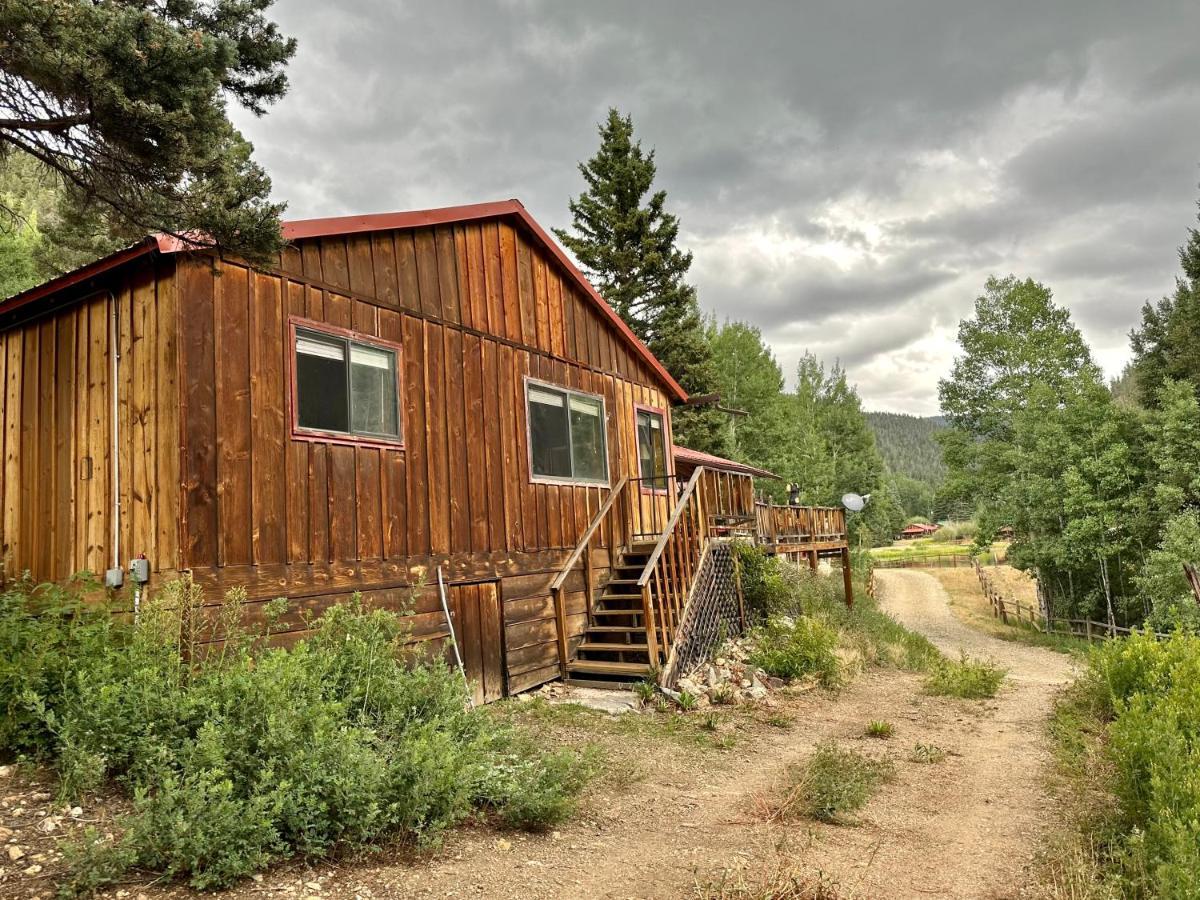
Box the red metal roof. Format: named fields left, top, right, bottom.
left=0, top=200, right=686, bottom=402
left=672, top=444, right=778, bottom=479
left=282, top=200, right=686, bottom=402
left=0, top=234, right=186, bottom=321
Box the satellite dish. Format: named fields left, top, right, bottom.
left=842, top=492, right=870, bottom=512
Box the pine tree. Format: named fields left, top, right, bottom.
left=1130, top=193, right=1200, bottom=406
left=555, top=109, right=727, bottom=454
left=0, top=0, right=295, bottom=262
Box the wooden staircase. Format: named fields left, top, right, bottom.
left=565, top=540, right=660, bottom=686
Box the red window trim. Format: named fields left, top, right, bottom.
left=287, top=315, right=405, bottom=450
left=634, top=402, right=672, bottom=495
left=523, top=375, right=611, bottom=488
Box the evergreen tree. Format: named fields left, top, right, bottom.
left=707, top=319, right=791, bottom=475
left=555, top=109, right=727, bottom=453
left=0, top=0, right=296, bottom=261
left=1130, top=192, right=1200, bottom=406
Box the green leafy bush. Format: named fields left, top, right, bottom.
left=923, top=652, right=1006, bottom=698
left=1083, top=631, right=1200, bottom=897
left=749, top=618, right=841, bottom=687
left=0, top=577, right=592, bottom=892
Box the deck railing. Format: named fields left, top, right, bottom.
left=754, top=499, right=847, bottom=545
left=635, top=467, right=707, bottom=666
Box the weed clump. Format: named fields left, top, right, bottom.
left=774, top=742, right=894, bottom=823
left=865, top=720, right=894, bottom=739
left=0, top=576, right=592, bottom=893
left=749, top=618, right=841, bottom=687
left=910, top=743, right=947, bottom=764
left=923, top=652, right=1006, bottom=698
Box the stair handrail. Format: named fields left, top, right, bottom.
left=549, top=477, right=629, bottom=677
left=636, top=466, right=706, bottom=587
left=549, top=476, right=630, bottom=592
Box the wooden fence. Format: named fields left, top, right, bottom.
left=875, top=550, right=1005, bottom=570
left=972, top=560, right=1168, bottom=642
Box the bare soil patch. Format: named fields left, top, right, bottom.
left=3, top=570, right=1076, bottom=899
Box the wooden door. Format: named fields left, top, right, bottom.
left=448, top=581, right=505, bottom=704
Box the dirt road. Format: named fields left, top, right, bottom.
left=272, top=569, right=1077, bottom=900
left=50, top=569, right=1073, bottom=900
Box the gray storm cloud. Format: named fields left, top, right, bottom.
left=231, top=0, right=1200, bottom=414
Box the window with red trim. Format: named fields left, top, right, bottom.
left=294, top=325, right=402, bottom=443
left=636, top=407, right=668, bottom=490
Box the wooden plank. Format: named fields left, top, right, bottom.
left=532, top=252, right=551, bottom=352
left=2, top=331, right=20, bottom=575
left=453, top=226, right=474, bottom=331
left=320, top=236, right=350, bottom=290
left=395, top=231, right=421, bottom=313
left=284, top=281, right=309, bottom=563
left=482, top=221, right=506, bottom=338
left=214, top=264, right=253, bottom=567
left=479, top=582, right=504, bottom=702
left=548, top=270, right=565, bottom=358
left=424, top=321, right=450, bottom=553
left=498, top=343, right=521, bottom=552
left=251, top=272, right=286, bottom=564
left=413, top=228, right=442, bottom=318
left=455, top=583, right=485, bottom=705
left=37, top=318, right=56, bottom=579
left=370, top=232, right=400, bottom=308
left=355, top=447, right=382, bottom=560
left=85, top=298, right=109, bottom=573
left=480, top=340, right=505, bottom=553
left=378, top=308, right=406, bottom=559
left=514, top=350, right=536, bottom=551
left=308, top=444, right=330, bottom=562
left=346, top=233, right=376, bottom=297
left=155, top=262, right=180, bottom=572
left=507, top=662, right=558, bottom=695
left=18, top=324, right=40, bottom=577
left=300, top=240, right=324, bottom=282
left=515, top=236, right=537, bottom=348
left=462, top=333, right=489, bottom=553
left=434, top=226, right=461, bottom=325
left=444, top=327, right=470, bottom=553
left=71, top=306, right=87, bottom=575
left=327, top=444, right=357, bottom=561
left=498, top=222, right=522, bottom=344
left=53, top=308, right=76, bottom=578
left=402, top=314, right=430, bottom=555
left=464, top=224, right=489, bottom=336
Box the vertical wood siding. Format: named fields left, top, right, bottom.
left=0, top=258, right=180, bottom=583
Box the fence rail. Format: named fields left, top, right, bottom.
left=874, top=551, right=1005, bottom=569
left=972, top=560, right=1168, bottom=642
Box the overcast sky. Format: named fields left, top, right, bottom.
left=232, top=1, right=1200, bottom=415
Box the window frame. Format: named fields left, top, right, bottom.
left=633, top=402, right=672, bottom=495
left=523, top=376, right=610, bottom=487
left=287, top=315, right=405, bottom=450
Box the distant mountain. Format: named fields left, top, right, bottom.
left=866, top=412, right=947, bottom=485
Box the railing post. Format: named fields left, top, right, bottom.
left=583, top=542, right=595, bottom=620
left=840, top=546, right=854, bottom=609
left=641, top=583, right=660, bottom=668
left=552, top=585, right=569, bottom=677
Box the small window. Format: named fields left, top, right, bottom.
left=526, top=381, right=608, bottom=484
left=636, top=408, right=668, bottom=490
left=295, top=325, right=401, bottom=442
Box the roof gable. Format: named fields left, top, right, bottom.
left=0, top=200, right=686, bottom=403
left=281, top=200, right=685, bottom=401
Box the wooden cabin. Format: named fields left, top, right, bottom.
left=0, top=199, right=850, bottom=702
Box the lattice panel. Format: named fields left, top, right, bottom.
left=662, top=542, right=745, bottom=688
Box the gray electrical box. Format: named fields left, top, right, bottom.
left=104, top=567, right=124, bottom=589
left=129, top=558, right=150, bottom=584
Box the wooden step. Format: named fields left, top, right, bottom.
left=585, top=624, right=651, bottom=633
left=566, top=659, right=651, bottom=677
left=601, top=592, right=643, bottom=602
left=578, top=641, right=650, bottom=653
left=591, top=607, right=643, bottom=617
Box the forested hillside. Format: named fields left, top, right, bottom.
left=866, top=412, right=946, bottom=484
